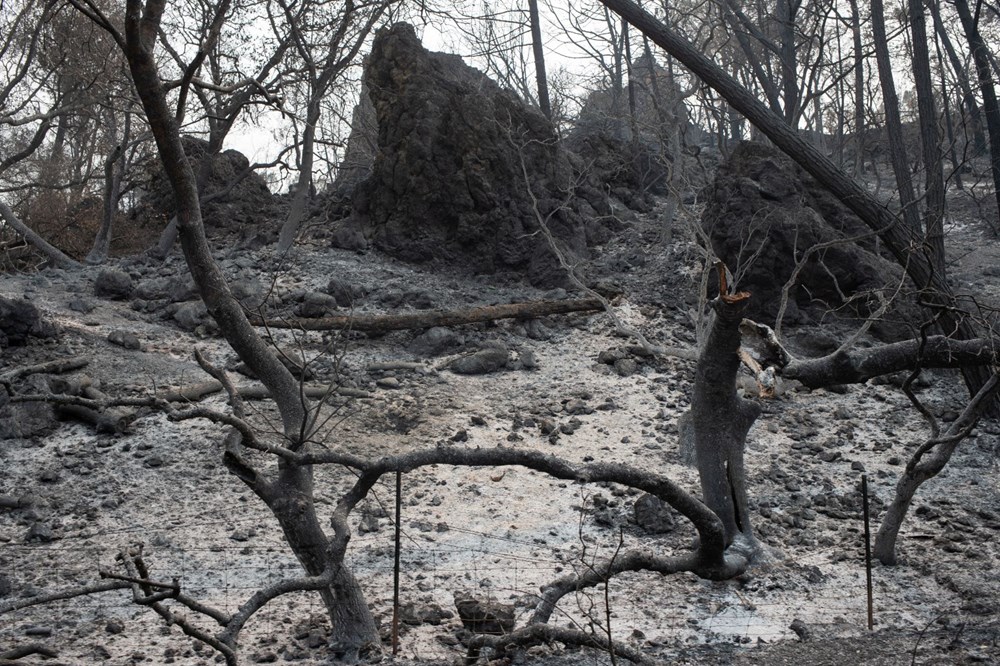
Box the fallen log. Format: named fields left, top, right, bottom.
left=250, top=297, right=604, bottom=332
left=158, top=380, right=372, bottom=403
left=0, top=356, right=90, bottom=383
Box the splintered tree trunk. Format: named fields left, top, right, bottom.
left=692, top=287, right=761, bottom=548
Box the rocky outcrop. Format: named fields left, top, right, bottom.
left=133, top=137, right=277, bottom=232
left=566, top=53, right=694, bottom=205
left=0, top=296, right=56, bottom=349
left=345, top=23, right=612, bottom=286
left=702, top=141, right=914, bottom=336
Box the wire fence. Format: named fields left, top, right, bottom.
left=3, top=497, right=991, bottom=665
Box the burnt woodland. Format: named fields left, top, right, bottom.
left=2, top=1, right=1000, bottom=664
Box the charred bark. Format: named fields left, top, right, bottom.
left=692, top=284, right=761, bottom=549
left=252, top=297, right=604, bottom=332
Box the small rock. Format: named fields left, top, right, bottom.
left=449, top=347, right=509, bottom=375
left=106, top=619, right=126, bottom=634
left=376, top=377, right=402, bottom=389
left=68, top=298, right=96, bottom=313
left=455, top=596, right=515, bottom=635
left=517, top=349, right=538, bottom=370
left=634, top=494, right=675, bottom=533
left=451, top=429, right=469, bottom=442
left=230, top=528, right=253, bottom=542
left=296, top=291, right=338, bottom=318
left=173, top=300, right=209, bottom=331
left=108, top=329, right=141, bottom=350
left=408, top=327, right=461, bottom=357
left=94, top=269, right=134, bottom=299
left=524, top=319, right=552, bottom=340
left=325, top=278, right=364, bottom=307
left=252, top=651, right=278, bottom=663
left=24, top=522, right=55, bottom=543
left=613, top=358, right=638, bottom=377
left=789, top=618, right=810, bottom=641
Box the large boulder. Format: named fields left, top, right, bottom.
left=701, top=141, right=914, bottom=336
left=133, top=137, right=277, bottom=232
left=345, top=23, right=609, bottom=286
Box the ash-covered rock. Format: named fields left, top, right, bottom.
left=701, top=141, right=917, bottom=338
left=345, top=23, right=613, bottom=287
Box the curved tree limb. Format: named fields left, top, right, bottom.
left=782, top=336, right=1000, bottom=388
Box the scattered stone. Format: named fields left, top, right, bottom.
left=455, top=595, right=515, bottom=635
left=0, top=296, right=56, bottom=347
left=377, top=376, right=402, bottom=389
left=230, top=528, right=254, bottom=542
left=172, top=300, right=209, bottom=331
left=358, top=514, right=381, bottom=534
left=94, top=269, right=134, bottom=299
left=789, top=618, right=810, bottom=641
left=230, top=277, right=266, bottom=308
left=106, top=619, right=126, bottom=634
left=449, top=347, right=509, bottom=375
left=451, top=429, right=469, bottom=442
left=108, top=329, right=141, bottom=350
left=517, top=348, right=538, bottom=369
left=524, top=319, right=552, bottom=340
left=613, top=358, right=638, bottom=377
left=400, top=602, right=453, bottom=626
left=325, top=278, right=365, bottom=307
left=24, top=522, right=55, bottom=543
left=68, top=297, right=96, bottom=313
left=296, top=291, right=339, bottom=318
left=633, top=493, right=675, bottom=533
left=408, top=327, right=462, bottom=357
left=252, top=650, right=278, bottom=663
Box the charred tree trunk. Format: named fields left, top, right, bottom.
left=954, top=0, right=1000, bottom=236
left=87, top=110, right=130, bottom=264
left=121, top=0, right=379, bottom=654
left=277, top=97, right=320, bottom=253
left=527, top=0, right=551, bottom=119
left=871, top=0, right=921, bottom=235
left=692, top=275, right=761, bottom=549
left=908, top=0, right=946, bottom=274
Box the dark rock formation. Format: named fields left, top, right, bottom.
left=702, top=141, right=915, bottom=336
left=566, top=53, right=694, bottom=206
left=133, top=137, right=276, bottom=232
left=346, top=23, right=610, bottom=286
left=0, top=296, right=56, bottom=348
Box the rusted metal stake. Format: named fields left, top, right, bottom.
left=862, top=474, right=874, bottom=631
left=392, top=471, right=402, bottom=655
